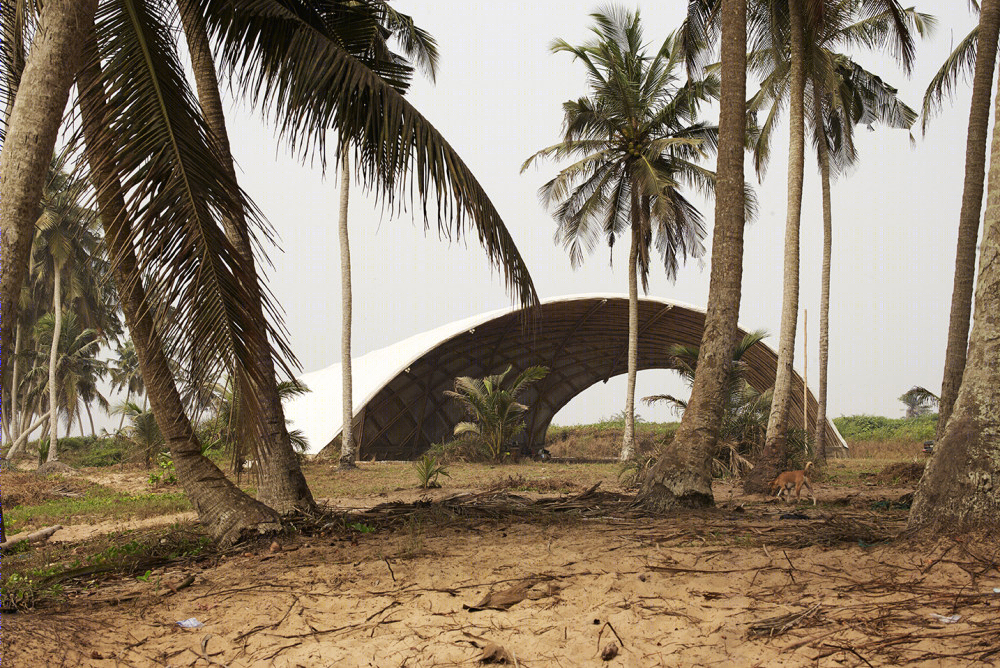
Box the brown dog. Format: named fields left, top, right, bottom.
left=768, top=461, right=816, bottom=505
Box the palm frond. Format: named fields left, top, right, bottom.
left=920, top=25, right=978, bottom=133
left=197, top=0, right=537, bottom=309
left=88, top=0, right=300, bottom=457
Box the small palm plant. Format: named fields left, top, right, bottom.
left=445, top=365, right=549, bottom=462
left=112, top=401, right=164, bottom=468
left=413, top=454, right=450, bottom=489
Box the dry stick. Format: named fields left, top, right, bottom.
left=383, top=556, right=396, bottom=582
left=783, top=550, right=797, bottom=584
left=597, top=621, right=625, bottom=653
left=0, top=524, right=62, bottom=550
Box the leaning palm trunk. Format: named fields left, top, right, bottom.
left=937, top=0, right=1000, bottom=438
left=0, top=0, right=96, bottom=401
left=745, top=0, right=806, bottom=494
left=76, top=26, right=282, bottom=545
left=46, top=262, right=63, bottom=463
left=620, top=225, right=640, bottom=461
left=813, top=84, right=833, bottom=463
left=637, top=0, right=747, bottom=509
left=177, top=0, right=315, bottom=513
left=909, top=57, right=1000, bottom=533
left=338, top=143, right=357, bottom=468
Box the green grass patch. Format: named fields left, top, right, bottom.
left=834, top=414, right=936, bottom=443
left=4, top=486, right=190, bottom=535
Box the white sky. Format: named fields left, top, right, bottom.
left=72, top=1, right=985, bottom=435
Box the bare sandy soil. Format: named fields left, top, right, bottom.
left=4, top=477, right=999, bottom=668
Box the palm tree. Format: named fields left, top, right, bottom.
left=922, top=0, right=1000, bottom=437
left=26, top=311, right=105, bottom=441
left=524, top=8, right=720, bottom=461
left=899, top=385, right=938, bottom=418
left=109, top=340, right=145, bottom=429
left=636, top=0, right=747, bottom=510
left=908, top=41, right=1000, bottom=532
left=0, top=0, right=96, bottom=400
left=112, top=401, right=164, bottom=468
left=208, top=379, right=311, bottom=471
left=742, top=0, right=923, bottom=493
left=8, top=0, right=540, bottom=540
left=445, top=365, right=549, bottom=462
left=743, top=3, right=928, bottom=461
left=74, top=16, right=284, bottom=544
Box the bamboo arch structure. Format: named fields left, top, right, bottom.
left=284, top=295, right=848, bottom=459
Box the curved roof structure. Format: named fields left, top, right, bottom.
left=285, top=294, right=847, bottom=459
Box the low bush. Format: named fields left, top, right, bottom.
left=834, top=414, right=936, bottom=443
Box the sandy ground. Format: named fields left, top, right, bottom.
left=4, top=482, right=999, bottom=668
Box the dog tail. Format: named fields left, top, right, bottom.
left=804, top=461, right=814, bottom=473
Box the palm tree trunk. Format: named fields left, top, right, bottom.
left=937, top=0, right=1000, bottom=438
left=619, top=225, right=640, bottom=461
left=76, top=23, right=282, bottom=545
left=745, top=0, right=806, bottom=494
left=813, top=84, right=833, bottom=463
left=909, top=54, right=1000, bottom=533
left=338, top=143, right=358, bottom=468
left=86, top=402, right=96, bottom=437
left=9, top=320, right=25, bottom=441
left=637, top=0, right=747, bottom=509
left=77, top=407, right=85, bottom=439
left=46, top=262, right=63, bottom=463
left=176, top=0, right=315, bottom=512
left=118, top=390, right=131, bottom=431
left=0, top=0, right=97, bottom=405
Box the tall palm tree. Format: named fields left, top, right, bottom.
left=524, top=8, right=720, bottom=461
left=922, top=0, right=1000, bottom=437
left=0, top=0, right=96, bottom=446
left=743, top=0, right=923, bottom=492
left=637, top=0, right=749, bottom=509
left=75, top=19, right=284, bottom=544
left=743, top=3, right=927, bottom=460
left=25, top=311, right=105, bottom=440
left=908, top=36, right=1000, bottom=531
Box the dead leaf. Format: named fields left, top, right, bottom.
left=465, top=578, right=553, bottom=611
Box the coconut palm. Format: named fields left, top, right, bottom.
left=899, top=385, right=938, bottom=418
left=207, top=379, right=311, bottom=471
left=112, top=401, right=164, bottom=467
left=109, top=339, right=145, bottom=428
left=445, top=365, right=549, bottom=462
left=7, top=0, right=540, bottom=540
left=636, top=0, right=749, bottom=509
left=524, top=8, right=725, bottom=461
left=21, top=312, right=104, bottom=446
left=908, top=38, right=1000, bottom=531
left=743, top=3, right=928, bottom=461
left=922, top=1, right=1000, bottom=437
left=736, top=0, right=924, bottom=493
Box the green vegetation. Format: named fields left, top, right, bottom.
left=546, top=419, right=679, bottom=459
left=834, top=414, right=937, bottom=443
left=445, top=365, right=549, bottom=461
left=4, top=487, right=190, bottom=535
left=412, top=454, right=449, bottom=489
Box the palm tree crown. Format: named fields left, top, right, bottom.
left=523, top=9, right=721, bottom=286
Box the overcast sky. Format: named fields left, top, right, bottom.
left=203, top=0, right=984, bottom=427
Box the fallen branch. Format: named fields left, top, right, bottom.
left=0, top=525, right=62, bottom=551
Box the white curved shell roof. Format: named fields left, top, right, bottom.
left=285, top=293, right=847, bottom=456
